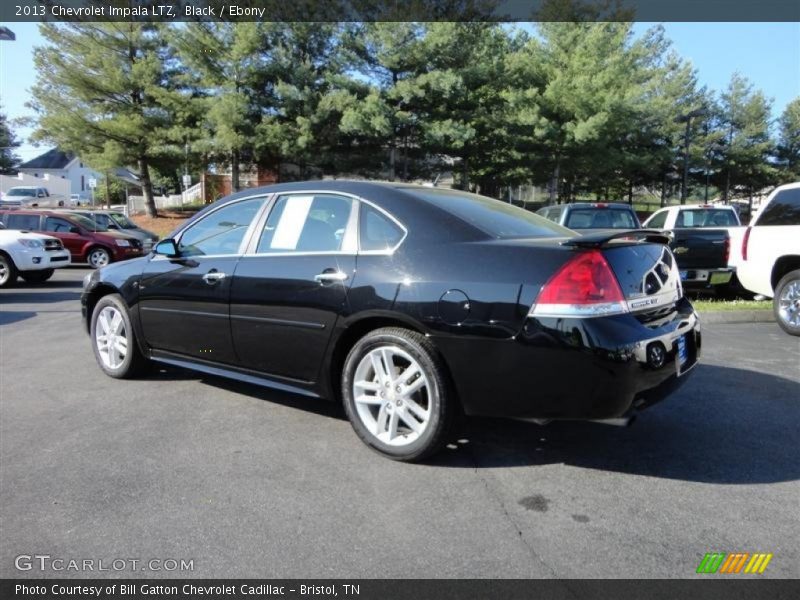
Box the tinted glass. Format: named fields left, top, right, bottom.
left=45, top=217, right=75, bottom=233
left=257, top=194, right=353, bottom=253
left=360, top=203, right=404, bottom=251
left=401, top=188, right=572, bottom=238
left=758, top=189, right=800, bottom=226
left=109, top=213, right=137, bottom=229
left=68, top=214, right=104, bottom=231
left=7, top=189, right=36, bottom=197
left=179, top=197, right=265, bottom=256
left=5, top=214, right=41, bottom=230
left=676, top=209, right=738, bottom=227
left=646, top=210, right=667, bottom=228
left=565, top=208, right=638, bottom=229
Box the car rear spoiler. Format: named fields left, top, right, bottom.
left=562, top=229, right=672, bottom=248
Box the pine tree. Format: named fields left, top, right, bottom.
left=0, top=111, right=21, bottom=175
left=29, top=23, right=186, bottom=217
left=776, top=98, right=800, bottom=182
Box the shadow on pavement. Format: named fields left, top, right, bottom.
left=0, top=310, right=37, bottom=326
left=433, top=364, right=800, bottom=484
left=0, top=290, right=82, bottom=304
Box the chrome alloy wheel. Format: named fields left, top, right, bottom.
left=777, top=280, right=800, bottom=327
left=352, top=345, right=432, bottom=446
left=0, top=256, right=10, bottom=286
left=88, top=248, right=110, bottom=268
left=95, top=306, right=129, bottom=369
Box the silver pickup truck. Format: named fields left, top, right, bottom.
left=0, top=186, right=67, bottom=209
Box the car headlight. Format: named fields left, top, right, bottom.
left=114, top=239, right=131, bottom=247
left=18, top=239, right=44, bottom=248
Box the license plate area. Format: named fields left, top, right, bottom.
left=674, top=333, right=696, bottom=376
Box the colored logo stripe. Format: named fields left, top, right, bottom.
left=697, top=552, right=773, bottom=574
left=744, top=553, right=773, bottom=574
left=697, top=553, right=726, bottom=573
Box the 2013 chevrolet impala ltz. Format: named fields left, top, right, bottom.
left=82, top=181, right=700, bottom=461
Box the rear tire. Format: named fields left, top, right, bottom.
left=90, top=294, right=148, bottom=378
left=0, top=253, right=18, bottom=288
left=21, top=269, right=55, bottom=283
left=342, top=327, right=454, bottom=462
left=774, top=269, right=800, bottom=336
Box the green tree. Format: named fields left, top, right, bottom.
left=174, top=23, right=274, bottom=192
left=776, top=97, right=800, bottom=182
left=28, top=23, right=186, bottom=217
left=715, top=74, right=774, bottom=203
left=0, top=111, right=21, bottom=175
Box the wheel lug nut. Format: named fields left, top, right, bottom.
left=395, top=385, right=402, bottom=393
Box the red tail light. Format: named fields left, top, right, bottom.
left=530, top=250, right=628, bottom=318
left=742, top=227, right=751, bottom=261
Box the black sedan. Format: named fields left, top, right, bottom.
left=82, top=181, right=700, bottom=461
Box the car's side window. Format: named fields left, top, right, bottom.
left=44, top=217, right=75, bottom=233
left=359, top=203, right=404, bottom=252
left=758, top=189, right=800, bottom=226
left=257, top=194, right=354, bottom=254
left=646, top=210, right=667, bottom=228
left=178, top=197, right=266, bottom=257
left=5, top=214, right=41, bottom=230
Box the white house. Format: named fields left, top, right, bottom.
left=17, top=148, right=104, bottom=201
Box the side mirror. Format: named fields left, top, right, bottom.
left=107, top=223, right=119, bottom=229
left=154, top=238, right=179, bottom=257
left=69, top=226, right=81, bottom=234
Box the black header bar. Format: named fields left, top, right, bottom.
left=1, top=0, right=800, bottom=23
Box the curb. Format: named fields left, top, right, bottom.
left=698, top=310, right=774, bottom=324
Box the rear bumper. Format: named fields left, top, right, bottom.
left=680, top=267, right=734, bottom=288
left=432, top=297, right=700, bottom=419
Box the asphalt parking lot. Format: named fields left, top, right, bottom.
left=1, top=267, right=799, bottom=579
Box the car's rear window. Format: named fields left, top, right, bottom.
left=565, top=208, right=639, bottom=229
left=676, top=209, right=739, bottom=227
left=398, top=188, right=572, bottom=239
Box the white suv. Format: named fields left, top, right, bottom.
left=0, top=226, right=72, bottom=287
left=737, top=182, right=800, bottom=335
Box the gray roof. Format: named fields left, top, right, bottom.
left=19, top=148, right=74, bottom=170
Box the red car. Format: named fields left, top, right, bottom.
left=0, top=210, right=144, bottom=268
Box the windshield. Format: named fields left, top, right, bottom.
left=7, top=189, right=36, bottom=197
left=109, top=213, right=137, bottom=229
left=565, top=208, right=639, bottom=229
left=399, top=188, right=574, bottom=239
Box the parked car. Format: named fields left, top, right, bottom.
left=537, top=202, right=641, bottom=232
left=61, top=209, right=159, bottom=252
left=737, top=182, right=800, bottom=335
left=82, top=181, right=700, bottom=461
left=0, top=209, right=144, bottom=268
left=0, top=228, right=71, bottom=287
left=0, top=186, right=66, bottom=208
left=643, top=204, right=741, bottom=291
left=69, top=194, right=83, bottom=207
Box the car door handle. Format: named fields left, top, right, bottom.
left=202, top=270, right=227, bottom=284
left=314, top=270, right=348, bottom=283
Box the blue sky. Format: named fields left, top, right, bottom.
left=1, top=21, right=798, bottom=162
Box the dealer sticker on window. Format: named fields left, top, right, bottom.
left=677, top=334, right=688, bottom=366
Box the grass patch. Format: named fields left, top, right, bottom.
left=692, top=299, right=771, bottom=312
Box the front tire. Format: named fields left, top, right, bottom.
left=0, top=253, right=18, bottom=288
left=774, top=269, right=800, bottom=336
left=90, top=294, right=148, bottom=378
left=342, top=327, right=454, bottom=462
left=21, top=268, right=54, bottom=283
left=87, top=246, right=111, bottom=269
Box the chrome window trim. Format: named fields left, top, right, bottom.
left=355, top=197, right=408, bottom=256
left=151, top=193, right=273, bottom=261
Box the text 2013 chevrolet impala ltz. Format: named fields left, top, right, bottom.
left=82, top=181, right=700, bottom=461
